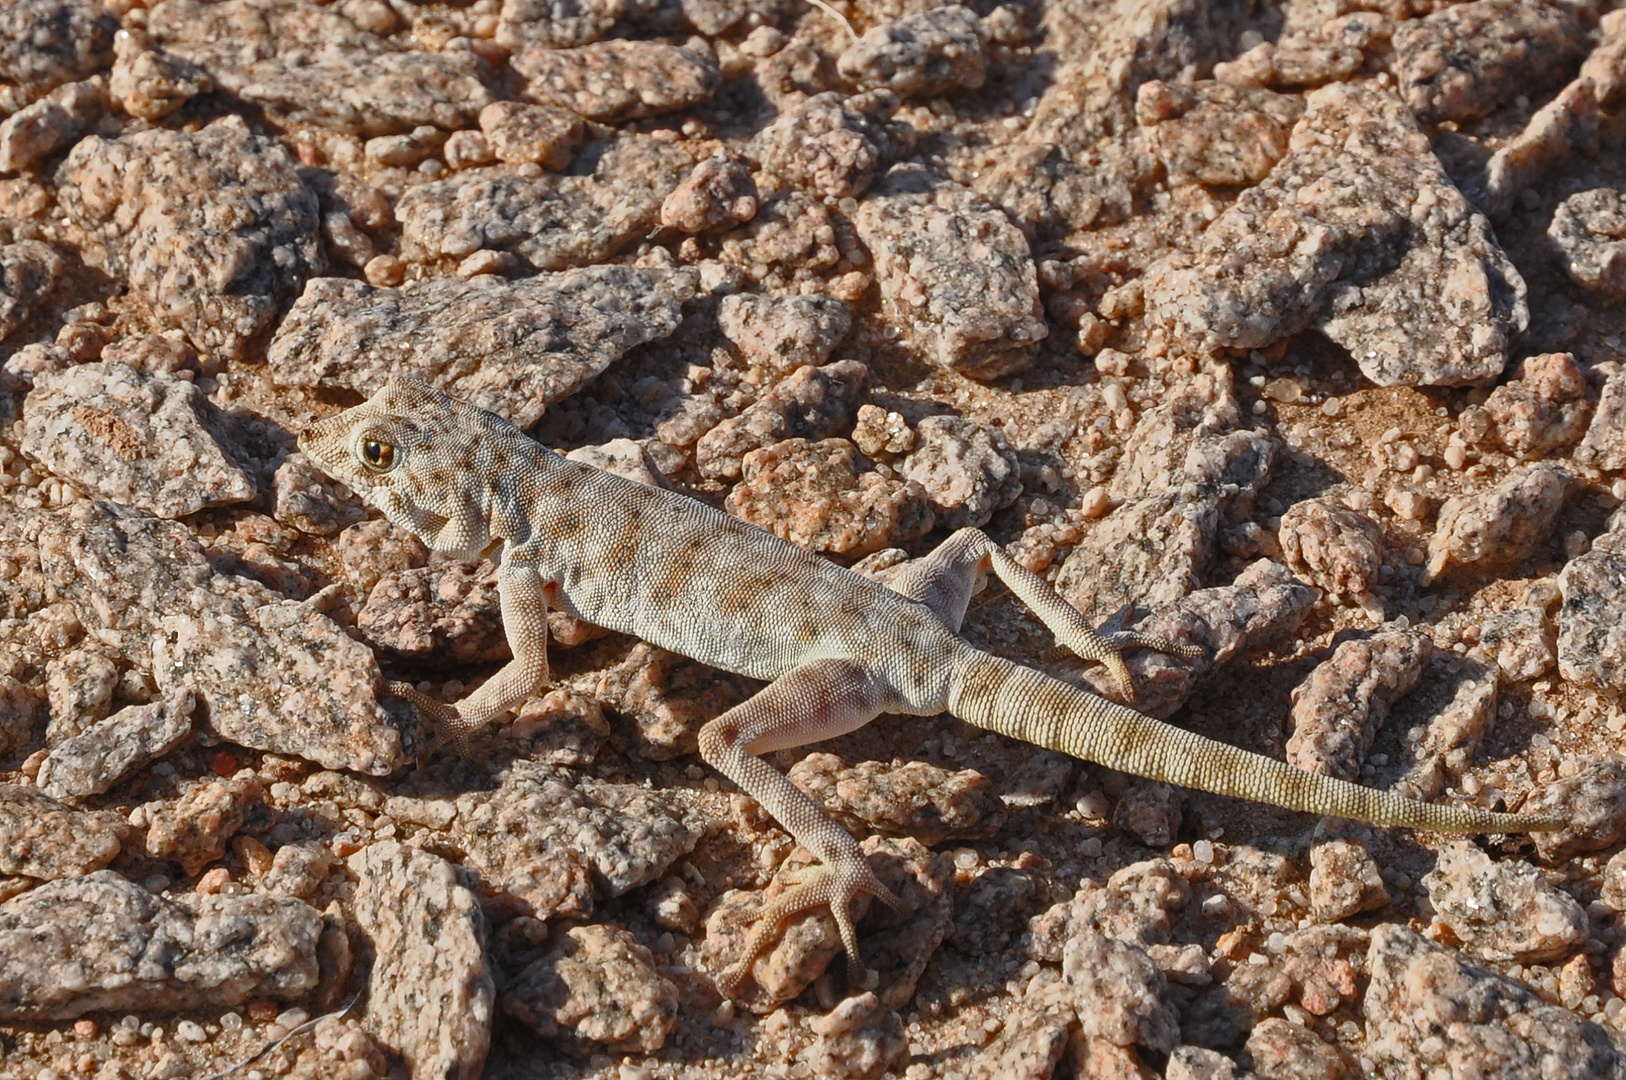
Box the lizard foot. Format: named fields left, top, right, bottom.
left=386, top=681, right=475, bottom=765
left=715, top=860, right=904, bottom=997
left=1060, top=607, right=1208, bottom=706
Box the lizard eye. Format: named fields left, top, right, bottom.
left=360, top=438, right=397, bottom=472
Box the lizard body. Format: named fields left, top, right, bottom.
left=301, top=377, right=1557, bottom=992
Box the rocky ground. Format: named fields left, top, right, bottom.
left=1, top=0, right=1626, bottom=1077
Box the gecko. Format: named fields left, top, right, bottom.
left=300, top=376, right=1558, bottom=993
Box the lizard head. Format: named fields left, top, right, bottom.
left=298, top=376, right=507, bottom=559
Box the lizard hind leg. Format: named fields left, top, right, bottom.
left=697, top=656, right=904, bottom=996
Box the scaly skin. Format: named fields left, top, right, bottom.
left=301, top=376, right=1559, bottom=995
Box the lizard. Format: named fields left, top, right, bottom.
left=300, top=375, right=1559, bottom=993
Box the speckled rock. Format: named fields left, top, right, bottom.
left=0, top=870, right=321, bottom=1020
left=695, top=359, right=867, bottom=480
left=1285, top=629, right=1430, bottom=782
left=726, top=437, right=934, bottom=557
left=715, top=291, right=852, bottom=376
left=1422, top=841, right=1585, bottom=963
left=1393, top=0, right=1584, bottom=124
left=494, top=0, right=628, bottom=51
left=1055, top=373, right=1274, bottom=623
left=0, top=0, right=117, bottom=102
left=1473, top=352, right=1591, bottom=459
left=149, top=0, right=491, bottom=134
left=1577, top=363, right=1626, bottom=471
left=270, top=264, right=693, bottom=428
left=1522, top=758, right=1626, bottom=863
left=455, top=761, right=703, bottom=902
left=0, top=240, right=59, bottom=341
left=394, top=136, right=694, bottom=272
left=152, top=592, right=406, bottom=776
left=1549, top=188, right=1626, bottom=301
left=835, top=5, right=986, bottom=98
left=950, top=865, right=1040, bottom=955
left=1477, top=584, right=1558, bottom=682
left=514, top=39, right=717, bottom=122
left=36, top=687, right=194, bottom=800
left=1064, top=928, right=1179, bottom=1052
left=956, top=969, right=1076, bottom=1080
left=901, top=415, right=1021, bottom=531
left=752, top=90, right=913, bottom=201
left=1423, top=464, right=1569, bottom=584
left=1479, top=77, right=1600, bottom=223
left=507, top=690, right=609, bottom=767
left=1028, top=859, right=1190, bottom=963
left=854, top=165, right=1045, bottom=379
left=660, top=151, right=758, bottom=233
left=1556, top=524, right=1626, bottom=694
left=501, top=923, right=677, bottom=1055
left=57, top=115, right=325, bottom=361
left=144, top=774, right=262, bottom=877
left=716, top=189, right=849, bottom=290
left=1243, top=1018, right=1356, bottom=1080
left=477, top=100, right=583, bottom=170
left=0, top=784, right=127, bottom=880
left=1167, top=1045, right=1238, bottom=1080
left=257, top=841, right=334, bottom=900
left=350, top=841, right=493, bottom=1080
left=787, top=752, right=1006, bottom=845
left=1398, top=654, right=1498, bottom=803
left=272, top=451, right=367, bottom=539
left=1364, top=924, right=1626, bottom=1079
left=21, top=362, right=256, bottom=518
left=358, top=561, right=508, bottom=666
left=1308, top=837, right=1388, bottom=923
left=1143, top=83, right=1527, bottom=387
left=35, top=499, right=214, bottom=669
left=0, top=81, right=102, bottom=175
left=42, top=645, right=117, bottom=744
left=592, top=642, right=755, bottom=760
left=109, top=30, right=211, bottom=121
left=1136, top=79, right=1303, bottom=186
left=808, top=992, right=908, bottom=1080
left=1277, top=499, right=1384, bottom=602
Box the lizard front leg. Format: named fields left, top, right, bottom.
left=393, top=559, right=553, bottom=756
left=697, top=657, right=906, bottom=995
left=887, top=527, right=1203, bottom=705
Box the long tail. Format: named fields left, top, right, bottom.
left=947, top=650, right=1556, bottom=834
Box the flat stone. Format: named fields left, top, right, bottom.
left=853, top=165, right=1046, bottom=380
left=350, top=841, right=493, bottom=1080
left=152, top=592, right=406, bottom=776
left=149, top=0, right=491, bottom=135
left=21, top=362, right=256, bottom=518
left=0, top=784, right=128, bottom=880
left=395, top=135, right=694, bottom=272
left=270, top=264, right=693, bottom=428
left=0, top=870, right=322, bottom=1020
left=36, top=687, right=195, bottom=800
left=513, top=38, right=717, bottom=122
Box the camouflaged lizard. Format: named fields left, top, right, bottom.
left=301, top=376, right=1557, bottom=993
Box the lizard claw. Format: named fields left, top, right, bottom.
left=715, top=861, right=902, bottom=997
